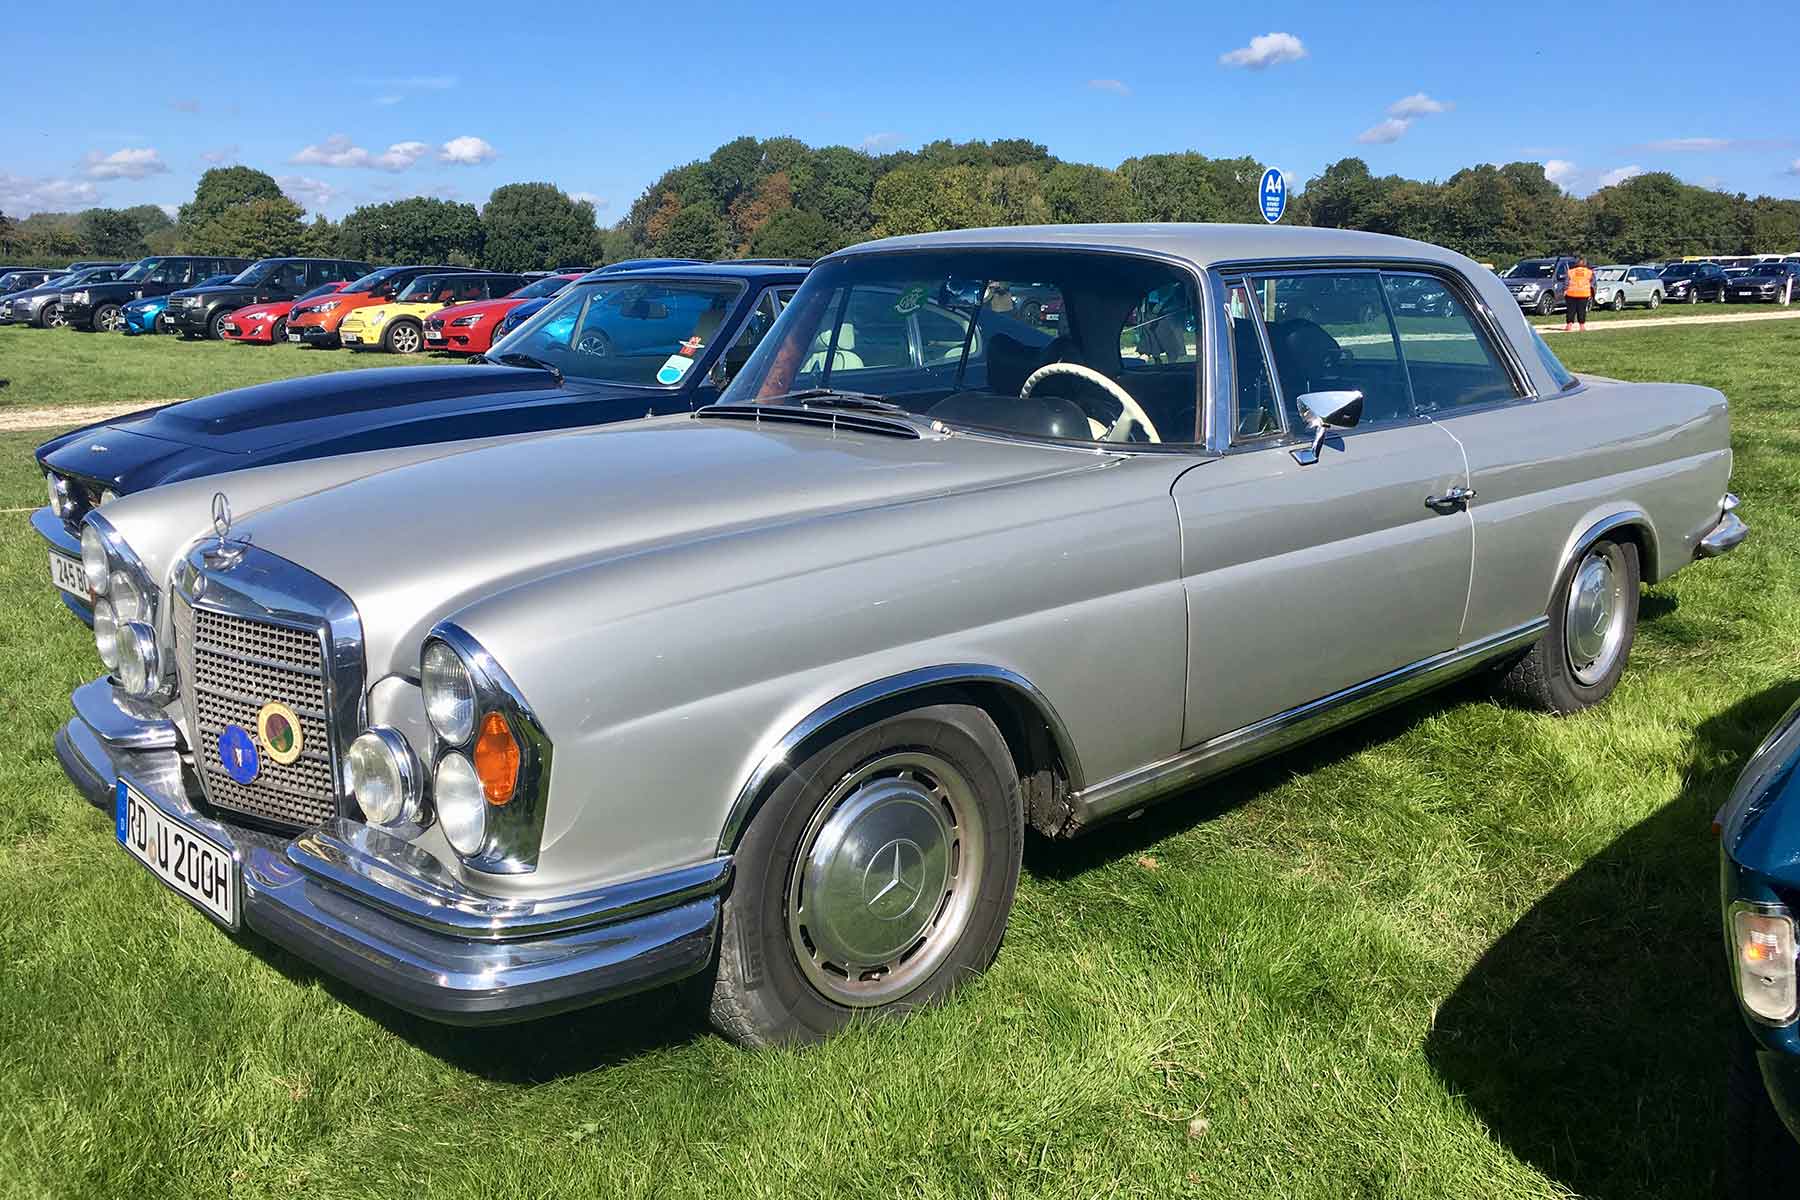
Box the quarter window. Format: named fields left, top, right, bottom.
left=1380, top=273, right=1519, bottom=412
left=1253, top=272, right=1411, bottom=426
left=1223, top=280, right=1282, bottom=440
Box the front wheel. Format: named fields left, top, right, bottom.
left=383, top=319, right=422, bottom=354
left=39, top=303, right=67, bottom=328
left=709, top=703, right=1023, bottom=1047
left=1535, top=292, right=1555, bottom=316
left=1610, top=290, right=1626, bottom=311
left=1497, top=537, right=1640, bottom=713
left=208, top=310, right=231, bottom=340
left=93, top=303, right=124, bottom=332
left=1647, top=290, right=1661, bottom=309
left=153, top=311, right=171, bottom=335
left=1688, top=288, right=1699, bottom=305
left=271, top=317, right=287, bottom=343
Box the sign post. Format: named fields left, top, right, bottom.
left=1259, top=168, right=1286, bottom=224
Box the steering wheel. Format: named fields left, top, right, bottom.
left=1019, top=362, right=1162, bottom=443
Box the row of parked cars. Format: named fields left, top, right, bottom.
left=18, top=222, right=1799, bottom=1186
left=1497, top=254, right=1800, bottom=313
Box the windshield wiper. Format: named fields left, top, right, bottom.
left=761, top=388, right=907, bottom=414
left=492, top=352, right=564, bottom=387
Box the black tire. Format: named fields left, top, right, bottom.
left=382, top=319, right=423, bottom=354
left=1718, top=284, right=1729, bottom=304
left=91, top=303, right=122, bottom=333
left=709, top=703, right=1023, bottom=1047
left=1648, top=290, right=1661, bottom=309
left=1610, top=289, right=1626, bottom=311
left=153, top=312, right=171, bottom=335
left=207, top=310, right=230, bottom=340
left=36, top=302, right=64, bottom=329
left=1724, top=1029, right=1800, bottom=1199
left=1535, top=291, right=1555, bottom=316
left=1689, top=287, right=1700, bottom=304
left=1497, top=537, right=1639, bottom=713
left=271, top=317, right=287, bottom=343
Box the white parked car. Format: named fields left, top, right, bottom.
left=1592, top=265, right=1664, bottom=310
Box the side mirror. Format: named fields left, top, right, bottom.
left=1292, top=390, right=1363, bottom=465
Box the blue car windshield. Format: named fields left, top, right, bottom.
left=488, top=278, right=745, bottom=387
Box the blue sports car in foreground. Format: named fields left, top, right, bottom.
left=120, top=273, right=237, bottom=334
left=1718, top=678, right=1800, bottom=1192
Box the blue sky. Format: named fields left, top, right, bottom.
left=6, top=0, right=1797, bottom=222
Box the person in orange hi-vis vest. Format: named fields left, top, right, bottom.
left=1564, top=257, right=1595, bottom=332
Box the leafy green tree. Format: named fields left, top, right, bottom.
left=76, top=208, right=147, bottom=258
left=1117, top=153, right=1224, bottom=222
left=798, top=146, right=875, bottom=240
left=177, top=167, right=284, bottom=236
left=985, top=164, right=1050, bottom=227
left=340, top=197, right=483, bottom=264
left=1041, top=163, right=1132, bottom=224
left=748, top=208, right=840, bottom=258
left=481, top=183, right=601, bottom=271
left=187, top=195, right=307, bottom=257
left=871, top=164, right=996, bottom=236
left=656, top=204, right=728, bottom=259
left=704, top=136, right=765, bottom=210
left=297, top=215, right=345, bottom=258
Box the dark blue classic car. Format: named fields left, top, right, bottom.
left=1718, top=686, right=1800, bottom=1188
left=35, top=262, right=807, bottom=623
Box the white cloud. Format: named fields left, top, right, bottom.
left=1644, top=137, right=1728, bottom=152
left=1598, top=164, right=1645, bottom=188
left=82, top=147, right=169, bottom=180
left=860, top=132, right=903, bottom=152
left=1219, top=32, right=1307, bottom=70
left=200, top=145, right=239, bottom=165
left=290, top=135, right=430, bottom=172
left=0, top=172, right=101, bottom=213
left=1357, top=118, right=1412, bottom=145
left=375, top=95, right=403, bottom=106
left=157, top=203, right=179, bottom=219
left=1789, top=158, right=1800, bottom=177
left=438, top=136, right=497, bottom=165
left=277, top=174, right=343, bottom=212
left=570, top=191, right=608, bottom=209
left=1387, top=92, right=1452, bottom=118
left=1087, top=78, right=1130, bottom=96
left=1543, top=159, right=1579, bottom=188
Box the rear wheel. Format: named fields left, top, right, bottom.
left=383, top=319, right=422, bottom=354
left=91, top=303, right=122, bottom=332
left=709, top=703, right=1023, bottom=1047
left=1497, top=537, right=1639, bottom=713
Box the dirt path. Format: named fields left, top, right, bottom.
left=1537, top=309, right=1800, bottom=333
left=0, top=401, right=174, bottom=433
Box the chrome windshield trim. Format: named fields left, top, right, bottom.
left=1070, top=619, right=1549, bottom=827
left=287, top=821, right=729, bottom=941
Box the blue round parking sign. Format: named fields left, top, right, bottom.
left=1259, top=168, right=1286, bottom=224
left=218, top=724, right=261, bottom=784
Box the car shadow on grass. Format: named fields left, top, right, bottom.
left=1424, top=680, right=1800, bottom=1199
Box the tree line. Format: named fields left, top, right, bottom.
left=4, top=140, right=1798, bottom=272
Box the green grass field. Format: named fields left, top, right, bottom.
left=1525, top=298, right=1791, bottom=324
left=0, top=324, right=421, bottom=410
left=1, top=321, right=1797, bottom=1197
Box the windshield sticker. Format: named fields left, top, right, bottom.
left=678, top=334, right=705, bottom=358
left=657, top=355, right=695, bottom=385
left=894, top=284, right=928, bottom=314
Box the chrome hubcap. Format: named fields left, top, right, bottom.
left=47, top=305, right=66, bottom=327
left=393, top=326, right=419, bottom=353
left=1565, top=544, right=1627, bottom=686
left=786, top=750, right=985, bottom=1008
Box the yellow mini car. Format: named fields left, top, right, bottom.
left=338, top=270, right=528, bottom=353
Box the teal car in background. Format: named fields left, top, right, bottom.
left=121, top=274, right=237, bottom=335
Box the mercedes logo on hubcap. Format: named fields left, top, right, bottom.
left=862, top=838, right=926, bottom=920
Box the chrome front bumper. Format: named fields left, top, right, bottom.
left=31, top=505, right=95, bottom=626
left=1699, top=493, right=1749, bottom=559
left=56, top=678, right=726, bottom=1025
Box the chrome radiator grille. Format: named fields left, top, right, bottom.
left=182, top=605, right=338, bottom=828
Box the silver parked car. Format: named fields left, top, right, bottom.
left=1592, top=264, right=1665, bottom=310
left=56, top=223, right=1746, bottom=1046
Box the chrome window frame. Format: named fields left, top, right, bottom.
left=1215, top=273, right=1291, bottom=446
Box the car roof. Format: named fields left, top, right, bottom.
left=576, top=262, right=811, bottom=284
left=829, top=222, right=1483, bottom=271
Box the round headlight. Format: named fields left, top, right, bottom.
left=81, top=524, right=109, bottom=593
left=117, top=621, right=161, bottom=699
left=48, top=473, right=75, bottom=519
left=422, top=641, right=476, bottom=744
left=348, top=728, right=422, bottom=827
left=434, top=752, right=487, bottom=854
left=109, top=570, right=144, bottom=623
left=93, top=599, right=120, bottom=670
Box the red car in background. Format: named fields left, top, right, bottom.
left=220, top=281, right=350, bottom=344
left=422, top=273, right=581, bottom=354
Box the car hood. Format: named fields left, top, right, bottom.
left=74, top=365, right=570, bottom=458
left=1737, top=273, right=1785, bottom=284
left=6, top=285, right=62, bottom=301
left=225, top=415, right=1113, bottom=671
left=1721, top=699, right=1800, bottom=889
left=426, top=297, right=519, bottom=322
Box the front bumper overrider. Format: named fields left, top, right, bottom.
left=55, top=677, right=726, bottom=1025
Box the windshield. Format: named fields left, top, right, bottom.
left=343, top=267, right=402, bottom=294
left=1504, top=261, right=1556, bottom=279
left=721, top=248, right=1202, bottom=444
left=396, top=275, right=467, bottom=303
left=229, top=260, right=286, bottom=286
left=1596, top=268, right=1627, bottom=281
left=117, top=258, right=160, bottom=282
left=488, top=278, right=746, bottom=386
left=511, top=275, right=572, bottom=300
left=1661, top=264, right=1701, bottom=278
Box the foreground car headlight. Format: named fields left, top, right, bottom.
left=108, top=570, right=145, bottom=622
left=116, top=621, right=168, bottom=699
left=93, top=599, right=120, bottom=669
left=50, top=473, right=77, bottom=520
left=81, top=523, right=109, bottom=592
left=434, top=752, right=487, bottom=854
left=1732, top=904, right=1798, bottom=1024
left=422, top=642, right=475, bottom=743
left=348, top=727, right=424, bottom=827
left=450, top=313, right=484, bottom=327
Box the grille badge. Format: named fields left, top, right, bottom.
left=218, top=725, right=261, bottom=784
left=258, top=701, right=303, bottom=764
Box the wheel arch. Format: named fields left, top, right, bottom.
left=1555, top=508, right=1659, bottom=599
left=716, top=664, right=1086, bottom=855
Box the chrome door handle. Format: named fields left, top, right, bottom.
left=1425, top=486, right=1476, bottom=513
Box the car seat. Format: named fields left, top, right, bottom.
left=801, top=324, right=863, bottom=374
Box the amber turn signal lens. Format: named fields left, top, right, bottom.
left=474, top=711, right=519, bottom=806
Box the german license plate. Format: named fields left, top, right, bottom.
left=49, top=550, right=86, bottom=597
left=342, top=333, right=361, bottom=344
left=287, top=332, right=302, bottom=342
left=223, top=323, right=239, bottom=335
left=117, top=780, right=238, bottom=928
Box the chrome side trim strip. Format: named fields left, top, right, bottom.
left=287, top=821, right=730, bottom=942
left=719, top=663, right=1085, bottom=855
left=1069, top=618, right=1549, bottom=827
left=70, top=676, right=180, bottom=750
left=1560, top=508, right=1658, bottom=586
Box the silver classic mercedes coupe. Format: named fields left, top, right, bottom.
left=56, top=223, right=1746, bottom=1045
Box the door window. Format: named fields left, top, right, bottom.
left=271, top=262, right=308, bottom=292
left=1380, top=274, right=1520, bottom=412
left=712, top=291, right=785, bottom=387
left=1253, top=272, right=1411, bottom=426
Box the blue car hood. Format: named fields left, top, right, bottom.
left=1721, top=698, right=1800, bottom=889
